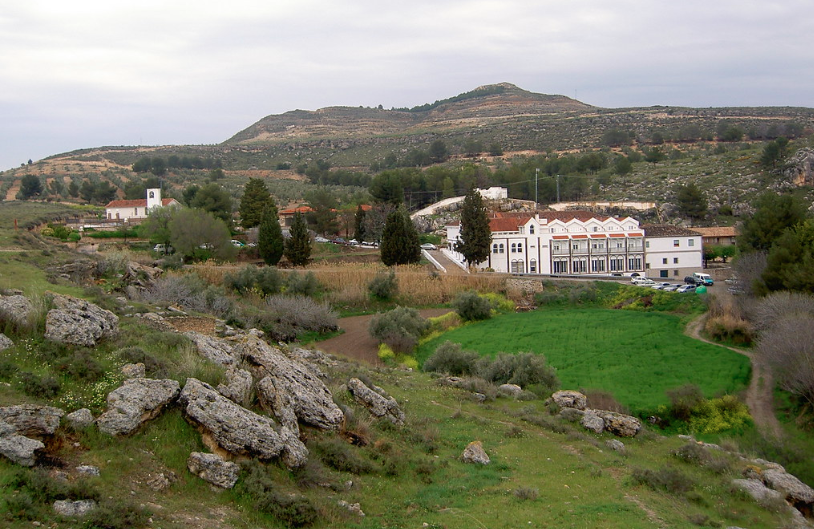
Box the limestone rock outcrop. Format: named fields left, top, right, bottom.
left=65, top=408, right=94, bottom=429
left=0, top=333, right=13, bottom=351
left=346, top=378, right=405, bottom=425
left=0, top=295, right=35, bottom=328
left=762, top=468, right=814, bottom=508
left=0, top=404, right=64, bottom=437
left=551, top=390, right=588, bottom=411
left=53, top=499, right=97, bottom=517
left=0, top=419, right=44, bottom=466
left=187, top=452, right=240, bottom=489
left=44, top=293, right=119, bottom=347
left=185, top=331, right=236, bottom=366
left=179, top=378, right=307, bottom=469
left=594, top=410, right=642, bottom=438
left=216, top=366, right=253, bottom=406
left=461, top=441, right=490, bottom=465
left=96, top=378, right=180, bottom=436
left=237, top=336, right=343, bottom=431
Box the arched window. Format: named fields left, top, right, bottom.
left=530, top=259, right=537, bottom=273
left=529, top=225, right=535, bottom=234
left=149, top=191, right=155, bottom=198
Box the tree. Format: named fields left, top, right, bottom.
left=380, top=210, right=420, bottom=266
left=674, top=183, right=708, bottom=223
left=79, top=180, right=96, bottom=203
left=285, top=212, right=311, bottom=266
left=600, top=129, right=631, bottom=148
left=760, top=137, right=789, bottom=169
left=644, top=147, right=666, bottom=165
left=18, top=174, right=43, bottom=199
left=191, top=183, right=232, bottom=224
left=369, top=171, right=405, bottom=205
left=613, top=156, right=632, bottom=176
left=762, top=219, right=814, bottom=293
left=429, top=140, right=449, bottom=163
left=305, top=188, right=338, bottom=235
left=454, top=187, right=491, bottom=267
left=353, top=205, right=367, bottom=242
left=168, top=208, right=235, bottom=261
left=93, top=181, right=118, bottom=204
left=258, top=204, right=284, bottom=265
left=239, top=178, right=273, bottom=229
left=361, top=203, right=397, bottom=243
left=757, top=310, right=814, bottom=408
left=463, top=138, right=484, bottom=157
left=738, top=192, right=808, bottom=253
left=140, top=205, right=175, bottom=252
left=67, top=180, right=79, bottom=198
left=488, top=143, right=503, bottom=156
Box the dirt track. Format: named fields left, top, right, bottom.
left=315, top=308, right=452, bottom=366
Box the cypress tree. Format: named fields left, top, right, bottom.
left=285, top=212, right=312, bottom=266
left=258, top=204, right=284, bottom=265
left=353, top=205, right=366, bottom=242
left=454, top=187, right=491, bottom=266
left=380, top=210, right=420, bottom=266
left=239, top=178, right=273, bottom=229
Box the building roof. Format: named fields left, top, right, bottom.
left=489, top=216, right=532, bottom=232
left=105, top=198, right=177, bottom=209
left=691, top=226, right=737, bottom=237
left=641, top=224, right=702, bottom=238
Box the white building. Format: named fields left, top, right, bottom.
left=642, top=225, right=703, bottom=279
left=105, top=188, right=179, bottom=222
left=446, top=211, right=646, bottom=275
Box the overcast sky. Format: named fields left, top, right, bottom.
left=2, top=0, right=813, bottom=171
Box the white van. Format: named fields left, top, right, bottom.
left=692, top=272, right=713, bottom=286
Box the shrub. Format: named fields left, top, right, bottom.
left=285, top=271, right=321, bottom=296
left=477, top=352, right=559, bottom=391
left=257, top=295, right=338, bottom=341
left=368, top=306, right=429, bottom=354
left=0, top=359, right=19, bottom=380
left=54, top=350, right=104, bottom=382
left=631, top=466, right=695, bottom=495
left=423, top=341, right=480, bottom=376
left=705, top=314, right=753, bottom=345
left=687, top=395, right=752, bottom=434
left=310, top=436, right=377, bottom=475
left=83, top=499, right=152, bottom=529
left=236, top=461, right=318, bottom=528
left=224, top=265, right=284, bottom=296
left=17, top=371, right=60, bottom=399
left=116, top=346, right=170, bottom=377
left=513, top=486, right=539, bottom=501
left=452, top=290, right=493, bottom=321
left=584, top=389, right=629, bottom=414
left=368, top=270, right=398, bottom=300
left=666, top=384, right=705, bottom=421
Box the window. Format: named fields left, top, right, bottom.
left=629, top=256, right=642, bottom=270
left=673, top=240, right=680, bottom=247
left=572, top=259, right=587, bottom=273
left=662, top=258, right=668, bottom=264
left=646, top=241, right=650, bottom=248
left=660, top=270, right=668, bottom=278
left=510, top=260, right=525, bottom=273
left=529, top=225, right=535, bottom=234
left=530, top=259, right=537, bottom=273
left=593, top=226, right=598, bottom=232
left=609, top=256, right=624, bottom=271
left=492, top=243, right=504, bottom=254
left=553, top=260, right=568, bottom=273
left=518, top=226, right=524, bottom=234
left=591, top=258, right=605, bottom=272
left=673, top=257, right=679, bottom=264
left=673, top=269, right=679, bottom=276
left=688, top=239, right=695, bottom=247
left=511, top=243, right=523, bottom=253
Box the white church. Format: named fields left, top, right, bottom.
left=104, top=188, right=179, bottom=222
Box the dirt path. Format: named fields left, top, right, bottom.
left=684, top=314, right=782, bottom=438
left=314, top=308, right=453, bottom=366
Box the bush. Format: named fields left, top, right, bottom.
left=368, top=270, right=398, bottom=301
left=310, top=436, right=376, bottom=474
left=687, top=395, right=752, bottom=434
left=0, top=359, right=20, bottom=380
left=236, top=461, right=318, bottom=528
left=116, top=346, right=170, bottom=377
left=368, top=306, right=429, bottom=354
left=705, top=314, right=753, bottom=345
left=17, top=371, right=60, bottom=399
left=83, top=499, right=152, bottom=529
left=477, top=352, right=559, bottom=391
left=423, top=341, right=480, bottom=376
left=254, top=295, right=338, bottom=341
left=54, top=350, right=104, bottom=382
left=224, top=266, right=283, bottom=296
left=452, top=291, right=493, bottom=321
left=631, top=466, right=695, bottom=495
left=285, top=271, right=320, bottom=296
left=666, top=384, right=705, bottom=421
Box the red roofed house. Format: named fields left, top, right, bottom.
left=105, top=188, right=180, bottom=222
left=446, top=211, right=645, bottom=275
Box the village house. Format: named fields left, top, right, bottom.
left=105, top=188, right=179, bottom=222
left=641, top=225, right=704, bottom=279
left=691, top=226, right=737, bottom=247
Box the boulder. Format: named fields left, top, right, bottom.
left=216, top=366, right=253, bottom=406
left=762, top=468, right=814, bottom=506
left=53, top=499, right=97, bottom=517
left=187, top=452, right=240, bottom=489
left=185, top=332, right=236, bottom=366
left=0, top=404, right=64, bottom=436
left=121, top=261, right=162, bottom=289
left=337, top=500, right=365, bottom=517
left=134, top=312, right=176, bottom=332
left=346, top=378, right=405, bottom=426
left=580, top=411, right=605, bottom=434
left=0, top=295, right=35, bottom=328
left=461, top=441, right=490, bottom=465
left=96, top=378, right=180, bottom=436
left=0, top=333, right=13, bottom=351
left=732, top=478, right=784, bottom=504
left=606, top=439, right=626, bottom=454
left=0, top=419, right=44, bottom=466
left=121, top=363, right=146, bottom=379
left=498, top=384, right=523, bottom=397
left=179, top=378, right=307, bottom=469
left=76, top=465, right=100, bottom=476
left=551, top=390, right=588, bottom=410
left=44, top=293, right=119, bottom=346
left=65, top=408, right=94, bottom=429
left=594, top=410, right=642, bottom=438
left=237, top=335, right=343, bottom=430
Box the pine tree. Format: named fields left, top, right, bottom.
left=285, top=212, right=311, bottom=266
left=454, top=187, right=491, bottom=266
left=239, top=178, right=273, bottom=229
left=380, top=210, right=420, bottom=266
left=258, top=204, right=284, bottom=265
left=353, top=205, right=366, bottom=242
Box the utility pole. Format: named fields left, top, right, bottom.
left=535, top=168, right=539, bottom=208
left=556, top=174, right=560, bottom=204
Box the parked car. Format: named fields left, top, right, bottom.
left=230, top=239, right=245, bottom=248
left=676, top=285, right=696, bottom=293
left=633, top=278, right=656, bottom=286
left=153, top=244, right=173, bottom=254
left=662, top=284, right=679, bottom=292
left=684, top=276, right=699, bottom=285
left=332, top=237, right=347, bottom=245
left=420, top=243, right=438, bottom=250
left=314, top=236, right=330, bottom=243
left=651, top=282, right=672, bottom=290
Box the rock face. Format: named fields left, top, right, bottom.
left=0, top=405, right=64, bottom=437
left=0, top=295, right=35, bottom=328
left=185, top=332, right=236, bottom=366
left=187, top=452, right=240, bottom=489
left=179, top=378, right=307, bottom=469
left=53, top=499, right=97, bottom=517
left=461, top=441, right=490, bottom=465
left=346, top=378, right=405, bottom=425
left=785, top=147, right=814, bottom=187
left=217, top=367, right=253, bottom=406
left=44, top=293, right=119, bottom=346
left=762, top=468, right=814, bottom=507
left=0, top=333, right=13, bottom=350
left=121, top=261, right=163, bottom=290
left=551, top=390, right=588, bottom=410
left=96, top=378, right=180, bottom=436
left=238, top=336, right=343, bottom=430
left=0, top=419, right=44, bottom=466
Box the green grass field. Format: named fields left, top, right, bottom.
left=417, top=308, right=751, bottom=413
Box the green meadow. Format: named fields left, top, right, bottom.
left=417, top=308, right=751, bottom=413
